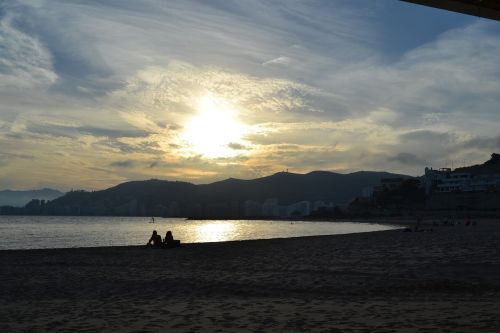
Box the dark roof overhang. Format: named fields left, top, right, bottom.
left=401, top=0, right=500, bottom=21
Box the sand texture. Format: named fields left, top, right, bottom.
left=1, top=222, right=500, bottom=332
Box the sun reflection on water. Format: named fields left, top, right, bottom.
left=193, top=221, right=237, bottom=243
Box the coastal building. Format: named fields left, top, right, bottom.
left=262, top=198, right=280, bottom=217
left=278, top=205, right=289, bottom=218
left=186, top=203, right=203, bottom=217
left=205, top=202, right=231, bottom=217
left=286, top=201, right=311, bottom=218
left=244, top=200, right=263, bottom=217
left=468, top=174, right=500, bottom=192
left=423, top=167, right=451, bottom=194
left=423, top=166, right=500, bottom=193
left=312, top=200, right=333, bottom=211
left=435, top=172, right=472, bottom=192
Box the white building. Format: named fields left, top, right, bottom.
left=286, top=201, right=311, bottom=218
left=243, top=200, right=263, bottom=217
left=262, top=198, right=280, bottom=217
left=312, top=200, right=333, bottom=211
left=424, top=166, right=500, bottom=193
left=435, top=172, right=472, bottom=192
left=423, top=167, right=451, bottom=193
left=468, top=174, right=500, bottom=192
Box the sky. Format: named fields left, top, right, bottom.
left=1, top=0, right=500, bottom=191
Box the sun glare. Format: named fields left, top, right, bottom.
left=182, top=94, right=247, bottom=158
left=194, top=222, right=236, bottom=242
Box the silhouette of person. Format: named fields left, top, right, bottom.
left=163, top=230, right=180, bottom=248
left=164, top=231, right=174, bottom=243
left=146, top=230, right=162, bottom=248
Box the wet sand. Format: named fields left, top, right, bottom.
left=1, top=221, right=500, bottom=332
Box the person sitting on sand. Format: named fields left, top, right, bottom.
left=146, top=230, right=162, bottom=248
left=163, top=230, right=181, bottom=248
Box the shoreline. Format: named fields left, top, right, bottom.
left=0, top=226, right=404, bottom=252
left=3, top=216, right=495, bottom=252
left=0, top=213, right=492, bottom=231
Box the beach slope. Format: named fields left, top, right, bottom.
left=1, top=223, right=500, bottom=332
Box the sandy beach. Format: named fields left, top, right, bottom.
left=1, top=221, right=500, bottom=332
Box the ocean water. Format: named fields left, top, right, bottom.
left=0, top=216, right=398, bottom=250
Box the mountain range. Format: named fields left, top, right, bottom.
left=0, top=189, right=64, bottom=207
left=4, top=154, right=500, bottom=217
left=9, top=171, right=409, bottom=216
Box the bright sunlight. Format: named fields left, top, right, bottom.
left=182, top=94, right=248, bottom=158
left=193, top=222, right=236, bottom=243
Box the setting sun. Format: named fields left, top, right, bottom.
left=182, top=94, right=248, bottom=158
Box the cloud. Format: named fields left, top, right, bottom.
left=462, top=135, right=500, bottom=151
left=0, top=151, right=34, bottom=167
left=0, top=10, right=57, bottom=88
left=77, top=126, right=148, bottom=138
left=227, top=142, right=249, bottom=150
left=1, top=1, right=500, bottom=189
left=5, top=2, right=120, bottom=97
left=24, top=123, right=149, bottom=139
left=262, top=56, right=292, bottom=67
left=388, top=153, right=427, bottom=166
left=109, top=160, right=136, bottom=168
left=116, top=61, right=324, bottom=122
left=422, top=113, right=448, bottom=125
left=399, top=130, right=457, bottom=145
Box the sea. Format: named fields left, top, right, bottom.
left=0, top=216, right=398, bottom=250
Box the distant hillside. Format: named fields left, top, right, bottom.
left=11, top=171, right=410, bottom=216
left=454, top=153, right=500, bottom=175
left=196, top=171, right=410, bottom=205
left=0, top=189, right=64, bottom=207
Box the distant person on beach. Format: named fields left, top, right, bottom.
left=146, top=230, right=162, bottom=248
left=163, top=230, right=181, bottom=248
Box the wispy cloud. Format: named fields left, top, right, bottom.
left=262, top=56, right=292, bottom=67
left=0, top=10, right=57, bottom=88
left=109, top=160, right=136, bottom=168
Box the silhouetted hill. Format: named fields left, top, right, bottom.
left=197, top=171, right=409, bottom=205
left=21, top=171, right=409, bottom=216
left=0, top=188, right=63, bottom=207
left=454, top=153, right=500, bottom=175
